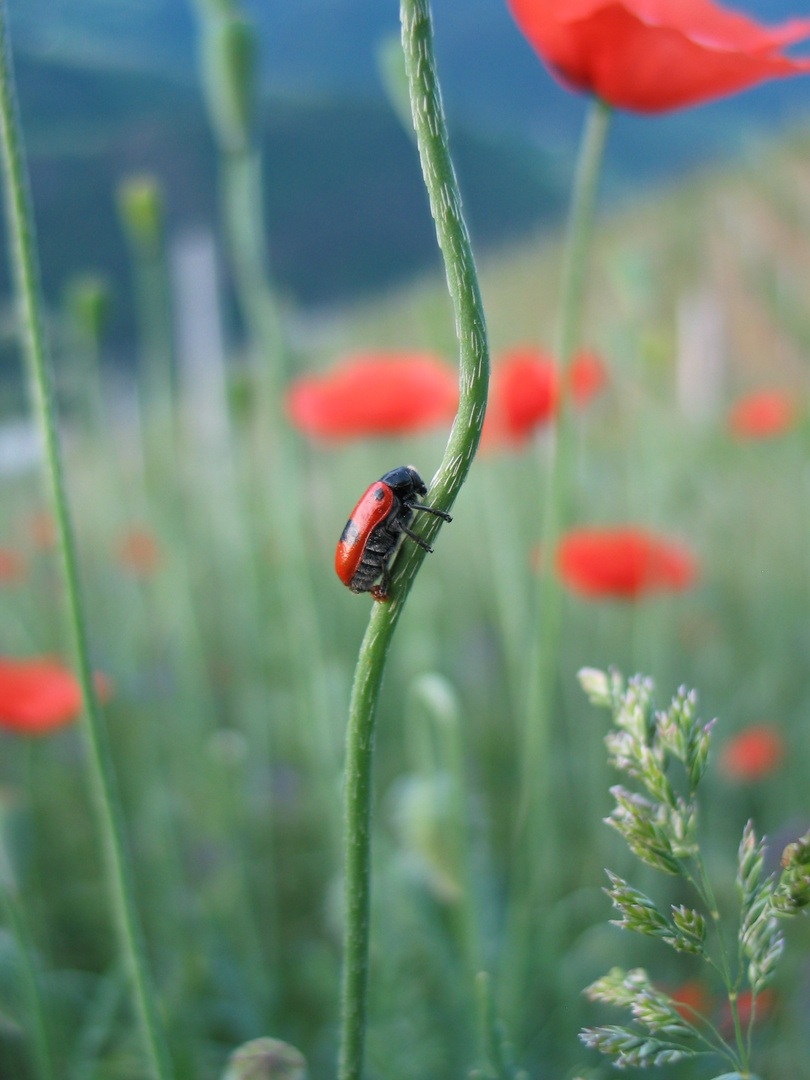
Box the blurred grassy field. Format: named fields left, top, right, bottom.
left=2, top=123, right=810, bottom=1080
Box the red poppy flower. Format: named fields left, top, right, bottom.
left=286, top=352, right=458, bottom=439
left=555, top=527, right=698, bottom=598
left=29, top=511, right=57, bottom=550
left=0, top=547, right=25, bottom=583
left=118, top=528, right=162, bottom=578
left=481, top=346, right=559, bottom=447
left=507, top=0, right=810, bottom=113
left=720, top=724, right=784, bottom=780
left=669, top=980, right=713, bottom=1020
left=721, top=987, right=775, bottom=1033
left=0, top=658, right=108, bottom=735
left=728, top=390, right=799, bottom=440
left=567, top=349, right=608, bottom=407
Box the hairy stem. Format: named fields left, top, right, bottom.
left=337, top=4, right=489, bottom=1076
left=0, top=7, right=173, bottom=1078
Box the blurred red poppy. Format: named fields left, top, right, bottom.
left=286, top=352, right=458, bottom=439
left=0, top=547, right=25, bottom=583
left=721, top=987, right=775, bottom=1033
left=29, top=510, right=57, bottom=550
left=567, top=349, right=608, bottom=407
left=482, top=346, right=559, bottom=447
left=118, top=528, right=162, bottom=578
left=720, top=724, right=784, bottom=780
left=669, top=980, right=713, bottom=1021
left=555, top=527, right=698, bottom=598
left=0, top=658, right=108, bottom=735
left=507, top=0, right=810, bottom=113
left=728, top=390, right=799, bottom=440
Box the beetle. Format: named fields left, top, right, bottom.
left=335, top=465, right=452, bottom=601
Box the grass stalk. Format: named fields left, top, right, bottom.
left=0, top=7, right=174, bottom=1078
left=503, top=96, right=611, bottom=1032
left=0, top=878, right=55, bottom=1080
left=337, top=4, right=489, bottom=1076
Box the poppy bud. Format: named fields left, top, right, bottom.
left=117, top=175, right=164, bottom=258
left=223, top=1038, right=307, bottom=1080
left=201, top=12, right=258, bottom=155
left=64, top=273, right=114, bottom=345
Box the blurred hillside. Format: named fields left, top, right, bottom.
left=3, top=0, right=810, bottom=347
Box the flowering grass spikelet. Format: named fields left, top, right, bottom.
left=580, top=670, right=810, bottom=1077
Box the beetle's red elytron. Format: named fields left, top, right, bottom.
left=335, top=466, right=452, bottom=601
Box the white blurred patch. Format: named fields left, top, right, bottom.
left=677, top=287, right=726, bottom=421
left=0, top=419, right=41, bottom=476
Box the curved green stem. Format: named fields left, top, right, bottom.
left=337, top=4, right=489, bottom=1077
left=0, top=8, right=174, bottom=1079
left=504, top=96, right=611, bottom=1030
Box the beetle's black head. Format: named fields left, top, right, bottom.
left=380, top=465, right=427, bottom=501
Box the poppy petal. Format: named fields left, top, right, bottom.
left=286, top=353, right=458, bottom=439
left=555, top=527, right=698, bottom=598
left=728, top=390, right=799, bottom=439
left=0, top=658, right=107, bottom=735
left=507, top=0, right=810, bottom=113
left=567, top=349, right=608, bottom=407
left=482, top=346, right=559, bottom=447
left=720, top=724, right=784, bottom=779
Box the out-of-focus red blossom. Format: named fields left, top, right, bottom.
left=720, top=724, right=784, bottom=780
left=0, top=548, right=25, bottom=583
left=669, top=980, right=713, bottom=1020
left=481, top=346, right=558, bottom=448
left=721, top=987, right=775, bottom=1033
left=507, top=0, right=810, bottom=114
left=118, top=529, right=162, bottom=578
left=567, top=349, right=608, bottom=407
left=285, top=353, right=458, bottom=439
left=555, top=527, right=698, bottom=599
left=0, top=658, right=110, bottom=735
left=728, top=390, right=799, bottom=440
left=29, top=511, right=57, bottom=550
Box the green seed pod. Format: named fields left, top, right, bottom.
left=201, top=12, right=257, bottom=155
left=117, top=175, right=164, bottom=257
left=64, top=273, right=113, bottom=344
left=222, top=1038, right=307, bottom=1080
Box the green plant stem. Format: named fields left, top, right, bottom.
left=337, top=5, right=489, bottom=1077
left=503, top=96, right=611, bottom=1031
left=221, top=149, right=285, bottom=382
left=0, top=879, right=55, bottom=1080
left=192, top=0, right=337, bottom=794
left=133, top=247, right=176, bottom=461
left=0, top=9, right=174, bottom=1079
left=695, top=853, right=748, bottom=1071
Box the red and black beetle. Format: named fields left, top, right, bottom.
left=335, top=465, right=452, bottom=601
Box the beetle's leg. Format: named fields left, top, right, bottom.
left=408, top=501, right=452, bottom=523
left=401, top=525, right=434, bottom=553
left=371, top=565, right=391, bottom=602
